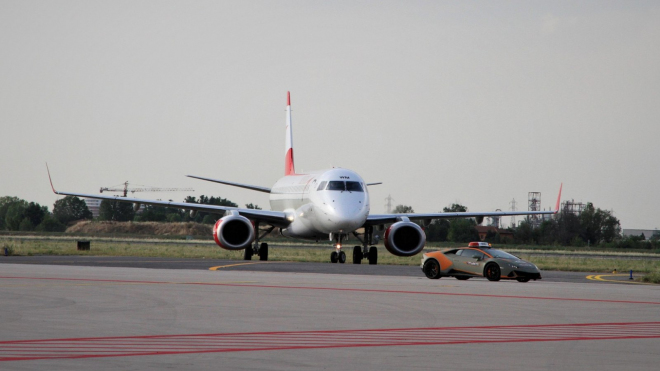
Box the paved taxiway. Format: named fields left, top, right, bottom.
left=0, top=255, right=638, bottom=284
left=1, top=260, right=659, bottom=370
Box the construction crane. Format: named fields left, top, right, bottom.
left=100, top=181, right=194, bottom=197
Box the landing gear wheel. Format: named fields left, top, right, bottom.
left=484, top=264, right=501, bottom=281
left=516, top=277, right=530, bottom=283
left=338, top=251, right=346, bottom=264
left=330, top=251, right=338, bottom=263
left=352, top=246, right=362, bottom=264
left=368, top=246, right=378, bottom=265
left=423, top=259, right=441, bottom=279
left=455, top=276, right=470, bottom=280
left=258, top=243, right=268, bottom=261
left=244, top=247, right=253, bottom=261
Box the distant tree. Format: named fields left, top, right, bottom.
left=24, top=202, right=48, bottom=227
left=53, top=196, right=93, bottom=225
left=514, top=220, right=536, bottom=244
left=166, top=213, right=182, bottom=223
left=35, top=215, right=66, bottom=232
left=443, top=203, right=468, bottom=212
left=600, top=212, right=621, bottom=243
left=426, top=219, right=450, bottom=242
left=245, top=203, right=262, bottom=210
left=184, top=195, right=237, bottom=223
left=556, top=212, right=581, bottom=245
left=651, top=231, right=660, bottom=241
left=537, top=219, right=559, bottom=245
left=447, top=218, right=480, bottom=242
left=134, top=205, right=183, bottom=222
left=99, top=200, right=135, bottom=222
left=484, top=230, right=501, bottom=244
left=0, top=196, right=25, bottom=230
left=19, top=218, right=34, bottom=231
left=579, top=203, right=620, bottom=244
left=4, top=201, right=28, bottom=230
left=202, top=215, right=216, bottom=224
left=392, top=205, right=414, bottom=213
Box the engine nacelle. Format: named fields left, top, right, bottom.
left=212, top=213, right=255, bottom=250
left=384, top=221, right=426, bottom=257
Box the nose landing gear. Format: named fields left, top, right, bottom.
left=330, top=234, right=347, bottom=263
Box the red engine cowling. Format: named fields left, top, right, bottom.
left=384, top=221, right=426, bottom=257
left=212, top=214, right=255, bottom=250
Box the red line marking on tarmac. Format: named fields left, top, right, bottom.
left=1, top=275, right=660, bottom=305
left=1, top=322, right=660, bottom=362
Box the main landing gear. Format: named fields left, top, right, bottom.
left=351, top=225, right=378, bottom=265
left=244, top=221, right=275, bottom=261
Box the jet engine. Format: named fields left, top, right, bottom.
left=212, top=213, right=255, bottom=250
left=384, top=221, right=426, bottom=257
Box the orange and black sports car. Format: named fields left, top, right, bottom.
left=421, top=242, right=542, bottom=282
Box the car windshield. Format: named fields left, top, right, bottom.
left=487, top=249, right=519, bottom=260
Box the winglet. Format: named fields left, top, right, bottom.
left=554, top=183, right=563, bottom=213
left=46, top=163, right=58, bottom=194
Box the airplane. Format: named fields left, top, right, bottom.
left=48, top=92, right=562, bottom=265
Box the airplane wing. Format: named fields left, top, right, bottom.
left=186, top=175, right=271, bottom=193
left=48, top=169, right=289, bottom=227
left=365, top=184, right=563, bottom=225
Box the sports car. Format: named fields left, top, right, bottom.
left=420, top=242, right=541, bottom=282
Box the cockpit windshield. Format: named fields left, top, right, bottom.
left=345, top=182, right=363, bottom=192
left=326, top=181, right=345, bottom=191
left=318, top=181, right=365, bottom=192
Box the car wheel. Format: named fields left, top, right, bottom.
left=484, top=263, right=501, bottom=281
left=423, top=259, right=442, bottom=279
left=516, top=277, right=530, bottom=283
left=455, top=276, right=470, bottom=280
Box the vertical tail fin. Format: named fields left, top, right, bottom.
left=285, top=91, right=295, bottom=175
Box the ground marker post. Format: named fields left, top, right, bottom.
left=630, top=270, right=633, bottom=280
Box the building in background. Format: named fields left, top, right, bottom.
left=622, top=229, right=659, bottom=239
left=83, top=198, right=102, bottom=218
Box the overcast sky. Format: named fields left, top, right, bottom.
left=1, top=1, right=658, bottom=229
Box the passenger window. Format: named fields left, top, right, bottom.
left=345, top=181, right=363, bottom=192
left=327, top=181, right=345, bottom=191
left=317, top=181, right=327, bottom=191
left=455, top=250, right=463, bottom=256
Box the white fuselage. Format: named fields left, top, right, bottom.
left=269, top=168, right=370, bottom=239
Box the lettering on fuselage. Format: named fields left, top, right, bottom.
left=339, top=176, right=350, bottom=179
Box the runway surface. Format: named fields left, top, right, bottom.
left=1, top=259, right=658, bottom=370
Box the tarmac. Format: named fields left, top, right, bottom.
left=1, top=258, right=659, bottom=370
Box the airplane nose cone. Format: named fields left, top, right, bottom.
left=323, top=199, right=368, bottom=232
